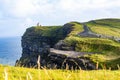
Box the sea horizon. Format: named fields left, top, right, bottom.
left=0, top=37, right=22, bottom=66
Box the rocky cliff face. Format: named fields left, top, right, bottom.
left=16, top=23, right=96, bottom=70
left=47, top=48, right=96, bottom=70
left=16, top=23, right=73, bottom=67
left=16, top=35, right=51, bottom=67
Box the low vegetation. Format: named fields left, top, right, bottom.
left=67, top=22, right=83, bottom=36
left=64, top=36, right=120, bottom=55
left=0, top=65, right=120, bottom=80
left=86, top=19, right=120, bottom=38
left=86, top=24, right=120, bottom=38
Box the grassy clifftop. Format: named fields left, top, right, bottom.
left=25, top=22, right=83, bottom=38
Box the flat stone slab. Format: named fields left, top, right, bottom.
left=50, top=48, right=91, bottom=58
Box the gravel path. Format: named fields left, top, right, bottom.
left=78, top=24, right=120, bottom=42
left=78, top=24, right=99, bottom=37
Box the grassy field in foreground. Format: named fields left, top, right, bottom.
left=0, top=65, right=120, bottom=80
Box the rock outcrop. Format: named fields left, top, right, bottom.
left=16, top=23, right=96, bottom=70
left=16, top=35, right=50, bottom=67
left=54, top=40, right=75, bottom=51
left=15, top=23, right=72, bottom=67
left=47, top=50, right=96, bottom=70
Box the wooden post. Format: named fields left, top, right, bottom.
left=37, top=55, right=41, bottom=69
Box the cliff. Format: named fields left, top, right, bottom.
left=16, top=19, right=120, bottom=70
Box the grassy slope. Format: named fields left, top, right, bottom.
left=65, top=19, right=120, bottom=54
left=67, top=22, right=83, bottom=36
left=86, top=18, right=120, bottom=38
left=0, top=65, right=120, bottom=80
left=62, top=19, right=120, bottom=69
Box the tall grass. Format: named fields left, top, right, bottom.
left=1, top=57, right=120, bottom=80
left=1, top=65, right=120, bottom=80
left=4, top=68, right=8, bottom=80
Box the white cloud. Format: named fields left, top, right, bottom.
left=12, top=0, right=36, bottom=17
left=1, top=0, right=120, bottom=19
left=0, top=0, right=120, bottom=37
left=0, top=0, right=55, bottom=18
left=58, top=0, right=120, bottom=11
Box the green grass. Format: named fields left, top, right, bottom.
left=64, top=36, right=120, bottom=55
left=86, top=18, right=120, bottom=38
left=105, top=58, right=120, bottom=69
left=26, top=26, right=63, bottom=37
left=30, top=22, right=83, bottom=38
left=93, top=18, right=120, bottom=28
left=64, top=36, right=120, bottom=69
left=83, top=54, right=120, bottom=69
left=86, top=24, right=120, bottom=38
left=0, top=65, right=120, bottom=80
left=86, top=18, right=120, bottom=28
left=35, top=26, right=62, bottom=37
left=68, top=22, right=83, bottom=36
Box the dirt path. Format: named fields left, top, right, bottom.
left=78, top=24, right=120, bottom=42
left=78, top=24, right=99, bottom=37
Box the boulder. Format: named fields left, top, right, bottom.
left=46, top=52, right=96, bottom=70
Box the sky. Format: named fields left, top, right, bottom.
left=0, top=0, right=120, bottom=37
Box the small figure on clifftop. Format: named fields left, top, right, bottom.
left=37, top=22, right=41, bottom=27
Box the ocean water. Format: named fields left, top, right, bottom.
left=0, top=37, right=22, bottom=66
